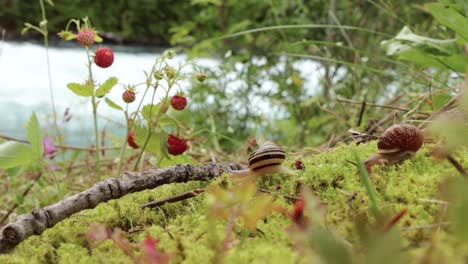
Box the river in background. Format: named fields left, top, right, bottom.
left=0, top=41, right=321, bottom=147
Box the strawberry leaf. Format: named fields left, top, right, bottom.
left=104, top=98, right=123, bottom=111
left=26, top=112, right=43, bottom=158
left=141, top=104, right=161, bottom=122
left=67, top=83, right=94, bottom=97
left=0, top=142, right=35, bottom=169
left=96, top=77, right=118, bottom=97
left=134, top=126, right=162, bottom=154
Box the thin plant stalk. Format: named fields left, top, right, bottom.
left=42, top=160, right=63, bottom=199
left=133, top=87, right=158, bottom=170
left=39, top=0, right=63, bottom=155
left=353, top=150, right=380, bottom=217
left=86, top=48, right=101, bottom=180
left=116, top=106, right=130, bottom=177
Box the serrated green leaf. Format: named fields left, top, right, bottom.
left=96, top=77, right=118, bottom=97
left=141, top=104, right=161, bottom=121
left=0, top=142, right=35, bottom=169
left=67, top=83, right=94, bottom=97
left=133, top=126, right=162, bottom=154
left=159, top=130, right=170, bottom=160
left=26, top=112, right=43, bottom=158
left=105, top=98, right=123, bottom=111
left=425, top=3, right=468, bottom=40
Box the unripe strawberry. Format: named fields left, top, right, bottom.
left=165, top=50, right=176, bottom=59
left=170, top=95, right=187, bottom=111
left=159, top=100, right=169, bottom=114
left=127, top=131, right=138, bottom=149
left=164, top=66, right=175, bottom=79
left=167, top=134, right=188, bottom=155
left=153, top=71, right=163, bottom=80
left=122, top=89, right=136, bottom=103
left=196, top=72, right=207, bottom=83
left=94, top=47, right=114, bottom=68
left=77, top=29, right=95, bottom=47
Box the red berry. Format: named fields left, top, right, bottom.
left=127, top=131, right=138, bottom=149
left=294, top=160, right=305, bottom=170
left=170, top=95, right=187, bottom=111
left=77, top=29, right=95, bottom=47
left=290, top=199, right=305, bottom=226
left=122, top=90, right=136, bottom=103
left=167, top=134, right=188, bottom=155
left=94, top=47, right=114, bottom=68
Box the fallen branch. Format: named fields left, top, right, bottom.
left=0, top=162, right=226, bottom=254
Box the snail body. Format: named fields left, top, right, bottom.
left=364, top=123, right=424, bottom=173
left=226, top=142, right=294, bottom=177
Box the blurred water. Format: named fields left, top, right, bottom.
left=0, top=41, right=217, bottom=146
left=0, top=41, right=322, bottom=147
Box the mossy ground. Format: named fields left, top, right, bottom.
left=1, top=142, right=467, bottom=263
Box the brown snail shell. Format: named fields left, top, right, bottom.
left=377, top=123, right=424, bottom=154
left=364, top=123, right=424, bottom=174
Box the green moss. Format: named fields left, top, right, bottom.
left=2, top=143, right=467, bottom=263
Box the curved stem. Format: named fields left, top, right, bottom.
left=116, top=106, right=129, bottom=177
left=86, top=48, right=101, bottom=180
left=39, top=0, right=63, bottom=158
left=133, top=87, right=157, bottom=170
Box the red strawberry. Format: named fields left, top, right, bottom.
left=170, top=95, right=187, bottom=111
left=94, top=47, right=114, bottom=68
left=167, top=134, right=188, bottom=155
left=127, top=131, right=138, bottom=149
left=122, top=89, right=136, bottom=103
left=77, top=29, right=95, bottom=47
left=290, top=199, right=305, bottom=227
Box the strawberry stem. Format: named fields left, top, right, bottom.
left=86, top=48, right=101, bottom=180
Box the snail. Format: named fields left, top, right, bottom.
left=225, top=142, right=295, bottom=177
left=364, top=123, right=424, bottom=173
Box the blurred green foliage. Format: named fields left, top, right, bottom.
left=1, top=0, right=465, bottom=151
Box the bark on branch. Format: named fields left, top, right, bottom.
left=0, top=163, right=226, bottom=254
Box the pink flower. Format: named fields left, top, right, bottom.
left=43, top=138, right=55, bottom=157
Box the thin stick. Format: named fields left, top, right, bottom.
left=400, top=222, right=450, bottom=231
left=0, top=173, right=42, bottom=225
left=256, top=188, right=301, bottom=202
left=0, top=134, right=119, bottom=151
left=337, top=98, right=420, bottom=112
left=141, top=189, right=205, bottom=209
left=446, top=154, right=468, bottom=177
left=383, top=207, right=408, bottom=232
left=357, top=100, right=366, bottom=127
left=418, top=94, right=459, bottom=130
left=417, top=198, right=449, bottom=205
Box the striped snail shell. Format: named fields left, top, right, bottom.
left=248, top=142, right=286, bottom=171
left=226, top=142, right=293, bottom=177
left=377, top=123, right=424, bottom=154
